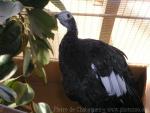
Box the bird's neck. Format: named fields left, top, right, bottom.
left=67, top=28, right=78, bottom=37
left=67, top=18, right=78, bottom=37
left=61, top=26, right=78, bottom=47
left=64, top=30, right=78, bottom=42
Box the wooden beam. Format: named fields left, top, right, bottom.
left=99, top=0, right=121, bottom=43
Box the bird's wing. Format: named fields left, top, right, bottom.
left=79, top=39, right=144, bottom=109
left=91, top=63, right=127, bottom=97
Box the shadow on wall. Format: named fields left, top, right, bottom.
left=145, top=84, right=150, bottom=113
left=145, top=67, right=150, bottom=113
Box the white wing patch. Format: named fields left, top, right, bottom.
left=91, top=63, right=127, bottom=97
left=100, top=76, right=114, bottom=95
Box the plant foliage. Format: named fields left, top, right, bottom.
left=0, top=0, right=65, bottom=112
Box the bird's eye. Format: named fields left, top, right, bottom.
left=67, top=14, right=71, bottom=18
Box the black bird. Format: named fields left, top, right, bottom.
left=56, top=11, right=145, bottom=113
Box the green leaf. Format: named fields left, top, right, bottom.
left=33, top=102, right=53, bottom=113
left=0, top=54, right=11, bottom=66
left=0, top=1, right=23, bottom=24
left=30, top=36, right=51, bottom=65
left=0, top=61, right=17, bottom=83
left=36, top=41, right=51, bottom=66
left=43, top=38, right=54, bottom=55
left=10, top=82, right=35, bottom=107
left=35, top=65, right=47, bottom=84
left=37, top=48, right=50, bottom=66
left=0, top=19, right=23, bottom=56
left=29, top=37, right=48, bottom=84
left=49, top=0, right=66, bottom=11
left=3, top=76, right=21, bottom=87
left=23, top=47, right=34, bottom=77
left=0, top=84, right=17, bottom=103
left=28, top=9, right=57, bottom=39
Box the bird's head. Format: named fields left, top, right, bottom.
left=55, top=11, right=77, bottom=31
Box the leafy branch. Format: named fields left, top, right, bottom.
left=0, top=0, right=65, bottom=112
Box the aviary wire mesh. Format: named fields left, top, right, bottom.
left=46, top=0, right=150, bottom=65
left=112, top=0, right=150, bottom=65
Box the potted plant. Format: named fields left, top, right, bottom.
left=0, top=0, right=65, bottom=112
